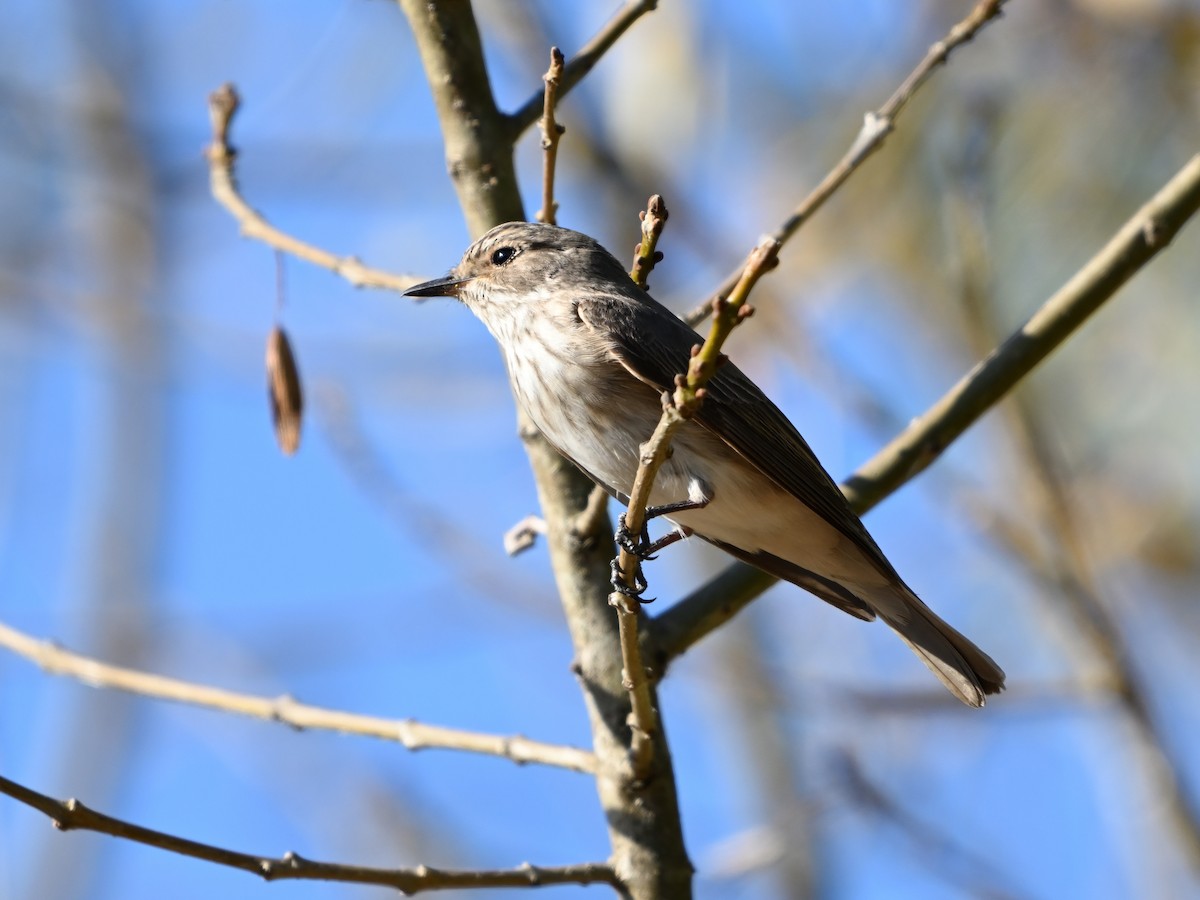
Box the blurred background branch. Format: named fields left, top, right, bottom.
left=2, top=1, right=1199, bottom=899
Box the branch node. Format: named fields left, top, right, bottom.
left=629, top=194, right=670, bottom=288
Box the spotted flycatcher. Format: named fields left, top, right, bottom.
left=405, top=222, right=1005, bottom=707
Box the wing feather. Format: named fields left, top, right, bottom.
left=575, top=291, right=900, bottom=583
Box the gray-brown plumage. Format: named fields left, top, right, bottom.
left=405, top=222, right=1005, bottom=706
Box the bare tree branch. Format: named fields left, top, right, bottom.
left=655, top=153, right=1200, bottom=662
left=396, top=0, right=524, bottom=237
left=393, top=2, right=694, bottom=895
left=508, top=0, right=659, bottom=138
left=945, top=140, right=1200, bottom=868
left=0, top=621, right=596, bottom=774
left=0, top=774, right=620, bottom=894
left=843, top=153, right=1200, bottom=511
left=683, top=0, right=1009, bottom=325
left=535, top=46, right=566, bottom=225
left=611, top=238, right=779, bottom=778
left=205, top=84, right=421, bottom=292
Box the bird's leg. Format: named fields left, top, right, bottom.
left=644, top=497, right=709, bottom=523
left=611, top=520, right=696, bottom=602
left=615, top=478, right=710, bottom=560
left=611, top=481, right=710, bottom=600
left=615, top=513, right=694, bottom=560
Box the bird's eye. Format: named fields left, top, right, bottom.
left=490, top=246, right=517, bottom=266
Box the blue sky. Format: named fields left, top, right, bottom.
left=2, top=1, right=1199, bottom=899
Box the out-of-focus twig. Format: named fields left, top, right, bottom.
left=683, top=0, right=1009, bottom=325
left=0, top=774, right=619, bottom=894
left=504, top=514, right=547, bottom=556
left=946, top=133, right=1200, bottom=868
left=205, top=84, right=420, bottom=292
left=833, top=750, right=1033, bottom=900
left=0, top=621, right=596, bottom=774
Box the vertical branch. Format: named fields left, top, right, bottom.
left=611, top=593, right=659, bottom=777
left=25, top=13, right=164, bottom=896
left=630, top=195, right=669, bottom=288
left=507, top=0, right=660, bottom=136
left=395, top=0, right=523, bottom=238
left=610, top=239, right=779, bottom=780
left=536, top=47, right=566, bottom=225
left=394, top=2, right=693, bottom=895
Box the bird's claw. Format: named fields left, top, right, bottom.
left=615, top=513, right=657, bottom=560
left=610, top=557, right=653, bottom=603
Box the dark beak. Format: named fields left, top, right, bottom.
left=402, top=273, right=470, bottom=298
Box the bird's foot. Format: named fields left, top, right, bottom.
left=611, top=514, right=697, bottom=604
left=610, top=557, right=650, bottom=601
left=615, top=513, right=656, bottom=559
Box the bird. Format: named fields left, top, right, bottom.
left=404, top=221, right=1005, bottom=707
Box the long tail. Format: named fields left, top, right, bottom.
left=869, top=586, right=1006, bottom=708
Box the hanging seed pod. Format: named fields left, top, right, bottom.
left=266, top=326, right=303, bottom=455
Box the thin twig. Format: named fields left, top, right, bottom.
left=844, top=154, right=1200, bottom=509
left=0, top=621, right=595, bottom=773
left=503, top=514, right=547, bottom=556
left=205, top=83, right=421, bottom=292
left=682, top=0, right=1009, bottom=326
left=535, top=47, right=566, bottom=225
left=0, top=774, right=620, bottom=894
left=609, top=591, right=658, bottom=777
left=629, top=194, right=669, bottom=289
left=508, top=0, right=659, bottom=138
left=832, top=751, right=1034, bottom=900
left=613, top=238, right=780, bottom=776
left=654, top=153, right=1200, bottom=662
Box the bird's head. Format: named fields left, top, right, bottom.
left=402, top=222, right=631, bottom=317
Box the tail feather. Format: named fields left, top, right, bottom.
left=871, top=587, right=1006, bottom=708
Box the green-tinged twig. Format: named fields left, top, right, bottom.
left=655, top=153, right=1200, bottom=662
left=0, top=774, right=619, bottom=893
left=508, top=0, right=659, bottom=138
left=206, top=85, right=421, bottom=292
left=0, top=621, right=595, bottom=773
left=535, top=47, right=566, bottom=225
left=613, top=238, right=780, bottom=777
left=630, top=195, right=669, bottom=288
left=683, top=0, right=1009, bottom=326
